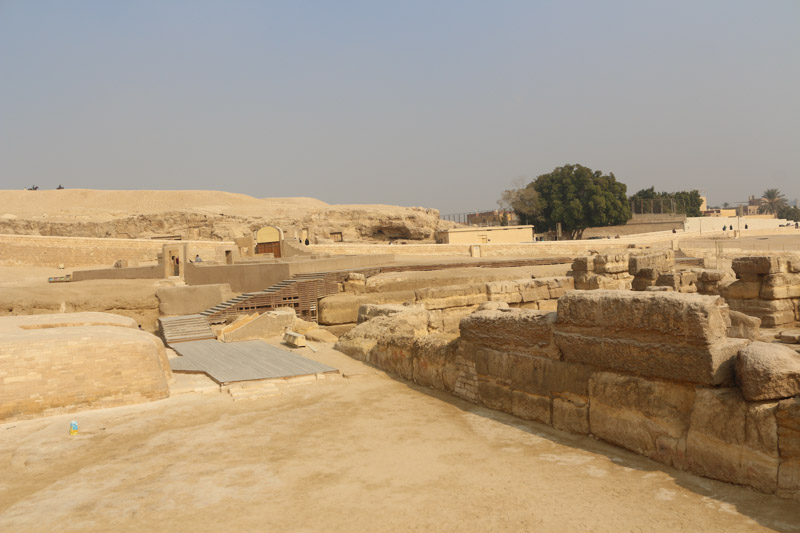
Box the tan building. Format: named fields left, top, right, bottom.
left=703, top=208, right=737, bottom=217
left=436, top=225, right=534, bottom=244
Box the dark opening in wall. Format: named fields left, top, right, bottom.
left=330, top=232, right=343, bottom=242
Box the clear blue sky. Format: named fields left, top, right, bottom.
left=1, top=1, right=798, bottom=213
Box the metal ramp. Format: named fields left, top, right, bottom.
left=169, top=339, right=337, bottom=384
left=158, top=314, right=216, bottom=345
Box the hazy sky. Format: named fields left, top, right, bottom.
left=1, top=1, right=798, bottom=214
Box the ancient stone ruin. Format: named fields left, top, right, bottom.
left=0, top=312, right=173, bottom=421
left=336, top=290, right=800, bottom=502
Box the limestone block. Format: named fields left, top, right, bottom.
left=555, top=291, right=741, bottom=385
left=460, top=309, right=559, bottom=359
left=518, top=279, right=550, bottom=302
left=357, top=303, right=412, bottom=324
left=732, top=256, right=786, bottom=276
left=721, top=280, right=762, bottom=300
left=726, top=298, right=796, bottom=328
left=478, top=376, right=513, bottom=412
left=628, top=250, right=675, bottom=276
left=697, top=269, right=726, bottom=282
left=486, top=280, right=522, bottom=303
left=319, top=290, right=416, bottom=325
left=760, top=274, right=800, bottom=300
left=537, top=299, right=559, bottom=312
left=544, top=276, right=574, bottom=299
left=371, top=336, right=415, bottom=380
left=589, top=372, right=695, bottom=469
left=222, top=308, right=295, bottom=342
left=411, top=334, right=457, bottom=390
left=571, top=256, right=594, bottom=272
left=305, top=328, right=338, bottom=343
left=736, top=342, right=800, bottom=401
left=552, top=396, right=589, bottom=435
left=594, top=253, right=629, bottom=274
left=573, top=272, right=600, bottom=290
left=778, top=330, right=800, bottom=344
left=776, top=398, right=800, bottom=502
left=414, top=283, right=487, bottom=310
left=727, top=311, right=762, bottom=341
left=645, top=286, right=673, bottom=292
left=686, top=388, right=779, bottom=493
left=511, top=390, right=551, bottom=424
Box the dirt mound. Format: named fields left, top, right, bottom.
left=0, top=190, right=451, bottom=242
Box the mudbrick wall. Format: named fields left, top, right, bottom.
left=0, top=313, right=173, bottom=421
left=335, top=290, right=800, bottom=502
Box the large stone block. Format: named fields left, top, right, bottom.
left=221, top=308, right=295, bottom=342
left=589, top=372, right=695, bottom=469
left=686, top=388, right=779, bottom=494
left=732, top=256, right=787, bottom=276
left=414, top=283, right=488, bottom=310
left=727, top=311, right=762, bottom=341
left=628, top=250, right=675, bottom=276
left=511, top=390, right=551, bottom=424
left=552, top=396, right=589, bottom=435
left=726, top=298, right=796, bottom=328
left=776, top=398, right=800, bottom=502
left=460, top=309, right=560, bottom=359
left=486, top=280, right=522, bottom=303
left=594, top=253, right=629, bottom=274
left=477, top=377, right=513, bottom=412
left=760, top=273, right=800, bottom=300
left=721, top=280, right=761, bottom=300
left=555, top=291, right=742, bottom=385
left=319, top=290, right=416, bottom=325
left=411, top=334, right=457, bottom=390
left=736, top=342, right=800, bottom=401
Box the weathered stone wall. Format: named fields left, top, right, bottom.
left=0, top=312, right=172, bottom=422
left=722, top=256, right=800, bottom=327
left=319, top=276, right=574, bottom=328
left=0, top=234, right=228, bottom=267
left=335, top=291, right=800, bottom=502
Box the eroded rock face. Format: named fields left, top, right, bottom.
left=554, top=290, right=745, bottom=385
left=736, top=342, right=800, bottom=401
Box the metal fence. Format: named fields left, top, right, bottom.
left=629, top=198, right=691, bottom=215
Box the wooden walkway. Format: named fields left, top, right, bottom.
left=169, top=339, right=337, bottom=384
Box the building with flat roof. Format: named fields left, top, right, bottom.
left=435, top=225, right=535, bottom=244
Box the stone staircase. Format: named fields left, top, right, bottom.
left=158, top=314, right=216, bottom=346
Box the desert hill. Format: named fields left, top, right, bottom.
left=0, top=190, right=452, bottom=242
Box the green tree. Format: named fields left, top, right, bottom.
left=629, top=187, right=703, bottom=217
left=498, top=185, right=539, bottom=225
left=529, top=164, right=630, bottom=239
left=759, top=188, right=788, bottom=215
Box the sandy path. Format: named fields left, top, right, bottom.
left=1, top=346, right=798, bottom=533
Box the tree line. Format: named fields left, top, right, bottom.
left=498, top=164, right=797, bottom=239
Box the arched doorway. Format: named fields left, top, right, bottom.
left=255, top=226, right=283, bottom=258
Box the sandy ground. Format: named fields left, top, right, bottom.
left=1, top=343, right=798, bottom=533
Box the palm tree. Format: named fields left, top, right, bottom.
left=722, top=202, right=730, bottom=208
left=759, top=188, right=788, bottom=215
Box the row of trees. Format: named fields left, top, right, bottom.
left=497, top=165, right=797, bottom=238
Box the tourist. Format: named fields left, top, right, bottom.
left=304, top=238, right=309, bottom=245
left=722, top=225, right=726, bottom=231
left=195, top=254, right=202, bottom=262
